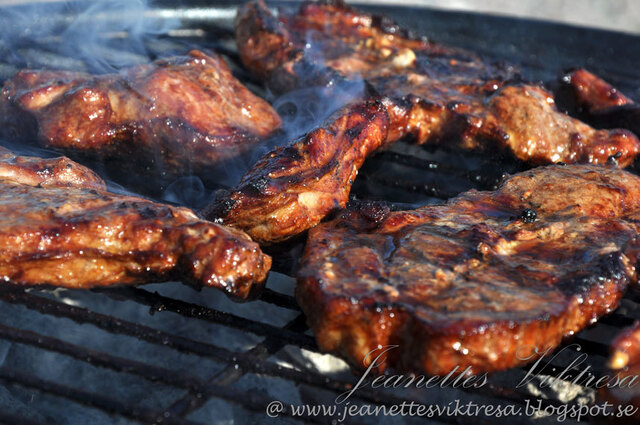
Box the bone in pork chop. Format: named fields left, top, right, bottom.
left=236, top=0, right=640, bottom=166
left=0, top=147, right=271, bottom=299
left=297, top=164, right=640, bottom=375
left=0, top=50, right=282, bottom=181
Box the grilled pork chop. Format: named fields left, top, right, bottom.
left=297, top=164, right=640, bottom=375
left=203, top=100, right=390, bottom=244
left=236, top=0, right=640, bottom=166
left=0, top=50, right=281, bottom=180
left=0, top=147, right=271, bottom=299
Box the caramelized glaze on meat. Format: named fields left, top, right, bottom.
left=565, top=68, right=633, bottom=114
left=0, top=146, right=105, bottom=190
left=0, top=148, right=271, bottom=299
left=0, top=50, right=281, bottom=178
left=236, top=0, right=640, bottom=166
left=297, top=164, right=640, bottom=375
left=599, top=322, right=640, bottom=423
left=564, top=68, right=640, bottom=141
left=203, top=101, right=389, bottom=244
left=610, top=322, right=640, bottom=371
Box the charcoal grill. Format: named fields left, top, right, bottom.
left=1, top=1, right=640, bottom=424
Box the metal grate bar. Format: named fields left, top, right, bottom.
left=0, top=361, right=338, bottom=425
left=569, top=337, right=610, bottom=359
left=164, top=382, right=353, bottom=425
left=0, top=412, right=46, bottom=425
left=0, top=290, right=455, bottom=413
left=599, top=313, right=636, bottom=328
left=258, top=287, right=301, bottom=311
left=0, top=290, right=318, bottom=371
left=0, top=323, right=206, bottom=390
left=0, top=321, right=334, bottom=425
left=165, top=314, right=309, bottom=419
left=93, top=287, right=317, bottom=349
left=0, top=368, right=205, bottom=425
left=163, top=314, right=459, bottom=425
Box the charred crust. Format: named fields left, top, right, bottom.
left=208, top=196, right=236, bottom=221
left=139, top=207, right=158, bottom=219
left=344, top=199, right=391, bottom=229
left=344, top=127, right=361, bottom=139
left=282, top=145, right=303, bottom=160
left=370, top=15, right=407, bottom=38
left=519, top=208, right=537, bottom=223
left=556, top=252, right=628, bottom=297
left=242, top=176, right=270, bottom=196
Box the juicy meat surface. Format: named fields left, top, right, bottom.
left=297, top=164, right=640, bottom=375
left=565, top=68, right=634, bottom=114
left=0, top=50, right=282, bottom=179
left=236, top=0, right=640, bottom=166
left=609, top=322, right=640, bottom=371
left=564, top=68, right=640, bottom=139
left=0, top=146, right=105, bottom=190
left=600, top=322, right=640, bottom=423
left=203, top=101, right=389, bottom=244
left=0, top=148, right=271, bottom=299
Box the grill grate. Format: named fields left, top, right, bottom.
left=0, top=1, right=639, bottom=424
left=0, top=284, right=598, bottom=425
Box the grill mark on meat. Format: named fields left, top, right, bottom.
left=297, top=164, right=640, bottom=375
left=0, top=148, right=271, bottom=299
left=0, top=50, right=282, bottom=182
left=236, top=0, right=640, bottom=166
left=203, top=100, right=390, bottom=244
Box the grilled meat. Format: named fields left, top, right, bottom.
left=0, top=148, right=271, bottom=299
left=236, top=0, right=640, bottom=166
left=0, top=50, right=282, bottom=181
left=609, top=322, right=640, bottom=372
left=297, top=164, right=640, bottom=375
left=203, top=101, right=389, bottom=244
left=0, top=146, right=105, bottom=190
left=564, top=69, right=633, bottom=114
left=564, top=68, right=640, bottom=139
left=599, top=322, right=640, bottom=423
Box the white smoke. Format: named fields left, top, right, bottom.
left=0, top=0, right=180, bottom=73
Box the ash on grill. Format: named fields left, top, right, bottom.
left=0, top=1, right=639, bottom=424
